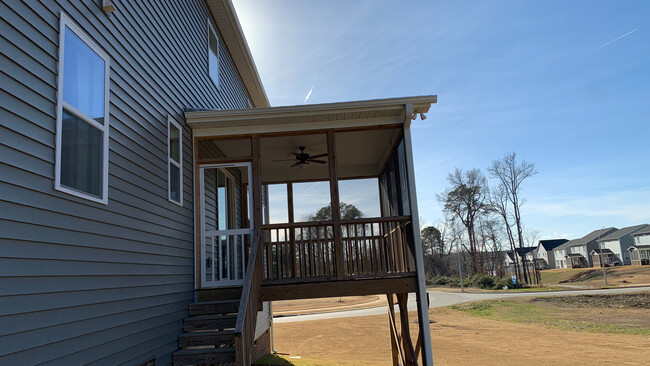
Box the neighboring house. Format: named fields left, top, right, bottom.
left=1, top=1, right=435, bottom=365
left=632, top=225, right=650, bottom=246
left=536, top=239, right=569, bottom=269
left=504, top=247, right=536, bottom=274
left=630, top=226, right=650, bottom=265
left=593, top=224, right=648, bottom=267
left=553, top=228, right=618, bottom=268
left=628, top=246, right=650, bottom=266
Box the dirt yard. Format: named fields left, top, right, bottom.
left=268, top=295, right=650, bottom=366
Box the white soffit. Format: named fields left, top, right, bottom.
left=186, top=95, right=437, bottom=137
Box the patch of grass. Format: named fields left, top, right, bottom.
left=532, top=293, right=650, bottom=309
left=450, top=296, right=650, bottom=336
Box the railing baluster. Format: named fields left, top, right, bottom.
left=211, top=236, right=216, bottom=283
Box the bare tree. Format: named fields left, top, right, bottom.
left=438, top=168, right=489, bottom=274
left=488, top=153, right=537, bottom=284
left=489, top=185, right=521, bottom=280
left=524, top=226, right=542, bottom=248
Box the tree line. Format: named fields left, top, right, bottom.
left=421, top=152, right=540, bottom=285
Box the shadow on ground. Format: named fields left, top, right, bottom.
left=254, top=354, right=296, bottom=365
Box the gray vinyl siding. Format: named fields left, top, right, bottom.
left=0, top=0, right=251, bottom=365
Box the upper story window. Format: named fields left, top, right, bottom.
left=168, top=117, right=183, bottom=205
left=208, top=21, right=219, bottom=88
left=55, top=13, right=110, bottom=204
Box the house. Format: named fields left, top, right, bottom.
left=503, top=247, right=536, bottom=274
left=593, top=224, right=648, bottom=267
left=535, top=239, right=569, bottom=269
left=0, top=1, right=435, bottom=365
left=629, top=226, right=650, bottom=265
left=553, top=228, right=618, bottom=268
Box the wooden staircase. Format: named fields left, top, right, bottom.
left=172, top=299, right=240, bottom=366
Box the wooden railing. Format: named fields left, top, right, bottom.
left=261, top=216, right=414, bottom=283
left=233, top=229, right=263, bottom=366
left=341, top=216, right=414, bottom=276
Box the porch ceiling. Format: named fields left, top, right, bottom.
left=185, top=95, right=436, bottom=137
left=260, top=128, right=401, bottom=183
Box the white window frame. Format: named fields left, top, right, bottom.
left=55, top=12, right=110, bottom=205
left=207, top=19, right=220, bottom=90
left=168, top=116, right=183, bottom=206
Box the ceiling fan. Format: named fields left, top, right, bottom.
left=273, top=146, right=328, bottom=167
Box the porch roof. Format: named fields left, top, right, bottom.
left=185, top=95, right=436, bottom=137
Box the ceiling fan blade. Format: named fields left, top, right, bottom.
left=309, top=153, right=328, bottom=159
left=272, top=158, right=296, bottom=162
left=290, top=161, right=302, bottom=167
left=309, top=159, right=327, bottom=164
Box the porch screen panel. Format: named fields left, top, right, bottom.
left=386, top=156, right=399, bottom=216
left=204, top=169, right=218, bottom=231
left=379, top=172, right=390, bottom=217
left=396, top=140, right=410, bottom=216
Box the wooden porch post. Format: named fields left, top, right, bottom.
left=327, top=130, right=344, bottom=280
left=288, top=183, right=297, bottom=278
left=251, top=135, right=263, bottom=231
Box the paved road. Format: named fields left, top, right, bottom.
left=274, top=286, right=650, bottom=323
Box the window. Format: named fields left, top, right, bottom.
left=55, top=13, right=110, bottom=204
left=208, top=21, right=219, bottom=88
left=168, top=117, right=183, bottom=205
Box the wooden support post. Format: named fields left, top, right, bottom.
left=386, top=294, right=402, bottom=366
left=288, top=183, right=297, bottom=278
left=397, top=293, right=418, bottom=366
left=252, top=136, right=263, bottom=277
left=251, top=136, right=262, bottom=230
left=327, top=130, right=344, bottom=279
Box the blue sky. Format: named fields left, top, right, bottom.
left=232, top=0, right=650, bottom=240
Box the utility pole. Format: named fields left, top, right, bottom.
left=597, top=227, right=608, bottom=285
left=457, top=241, right=464, bottom=292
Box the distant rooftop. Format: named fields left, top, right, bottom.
left=554, top=227, right=617, bottom=251
left=632, top=226, right=650, bottom=236
left=538, top=239, right=569, bottom=251
left=599, top=224, right=648, bottom=241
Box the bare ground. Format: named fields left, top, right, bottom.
left=272, top=305, right=650, bottom=365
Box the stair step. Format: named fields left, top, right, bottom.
left=172, top=347, right=235, bottom=366
left=178, top=330, right=236, bottom=348
left=189, top=300, right=240, bottom=316
left=184, top=314, right=237, bottom=332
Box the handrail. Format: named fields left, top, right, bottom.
left=233, top=229, right=263, bottom=365
left=260, top=216, right=411, bottom=230
left=340, top=215, right=410, bottom=224
left=261, top=221, right=334, bottom=230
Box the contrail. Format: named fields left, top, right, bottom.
left=303, top=85, right=314, bottom=103
left=595, top=28, right=638, bottom=50
left=304, top=181, right=321, bottom=192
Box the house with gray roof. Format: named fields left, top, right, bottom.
left=553, top=228, right=618, bottom=268
left=630, top=226, right=650, bottom=265
left=536, top=239, right=569, bottom=269
left=593, top=224, right=648, bottom=266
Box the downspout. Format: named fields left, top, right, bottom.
left=403, top=103, right=434, bottom=366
